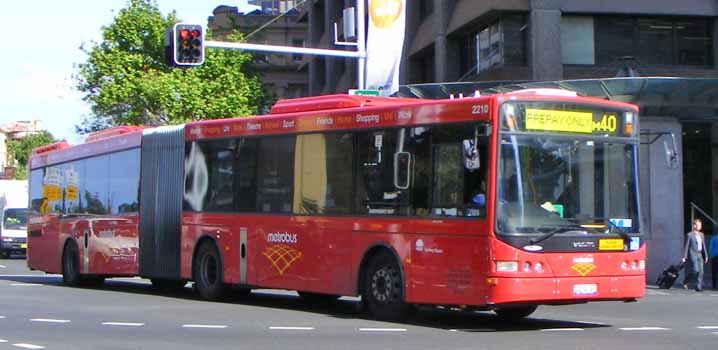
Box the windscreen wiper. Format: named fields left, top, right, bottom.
left=529, top=224, right=588, bottom=245
left=576, top=216, right=632, bottom=241
left=606, top=219, right=631, bottom=241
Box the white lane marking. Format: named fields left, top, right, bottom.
left=30, top=318, right=71, bottom=323
left=697, top=326, right=718, bottom=330
left=102, top=322, right=145, bottom=327
left=268, top=326, right=315, bottom=331
left=0, top=275, right=56, bottom=278
left=711, top=294, right=718, bottom=297
left=182, top=324, right=228, bottom=329
left=619, top=327, right=669, bottom=331
left=10, top=284, right=41, bottom=287
left=0, top=339, right=7, bottom=343
left=12, top=344, right=45, bottom=349
left=0, top=316, right=6, bottom=319
left=358, top=328, right=407, bottom=332
left=0, top=265, right=6, bottom=268
left=540, top=328, right=584, bottom=332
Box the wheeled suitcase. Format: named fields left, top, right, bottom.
left=656, top=263, right=684, bottom=289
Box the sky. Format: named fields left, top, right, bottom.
left=0, top=0, right=258, bottom=143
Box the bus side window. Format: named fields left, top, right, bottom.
left=355, top=129, right=409, bottom=215
left=431, top=124, right=488, bottom=218
left=257, top=136, right=296, bottom=214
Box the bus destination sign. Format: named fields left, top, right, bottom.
left=525, top=108, right=618, bottom=135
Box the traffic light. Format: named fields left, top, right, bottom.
left=168, top=23, right=204, bottom=67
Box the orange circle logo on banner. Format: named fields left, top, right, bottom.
left=369, top=0, right=403, bottom=29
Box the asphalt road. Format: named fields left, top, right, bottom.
left=0, top=257, right=715, bottom=350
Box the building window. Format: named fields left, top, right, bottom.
left=292, top=38, right=305, bottom=63
left=561, top=16, right=595, bottom=65
left=595, top=16, right=713, bottom=67
left=459, top=16, right=526, bottom=78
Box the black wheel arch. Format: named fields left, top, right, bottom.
left=62, top=237, right=81, bottom=262
left=191, top=235, right=225, bottom=282
left=356, top=242, right=406, bottom=299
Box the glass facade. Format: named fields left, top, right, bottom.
left=595, top=16, right=713, bottom=67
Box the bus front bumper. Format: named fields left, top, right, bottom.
left=485, top=275, right=645, bottom=306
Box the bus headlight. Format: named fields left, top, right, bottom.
left=496, top=261, right=518, bottom=273
left=522, top=262, right=531, bottom=272
left=534, top=262, right=544, bottom=273
left=639, top=260, right=646, bottom=270
left=2, top=237, right=14, bottom=242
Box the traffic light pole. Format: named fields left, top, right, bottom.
left=204, top=41, right=365, bottom=59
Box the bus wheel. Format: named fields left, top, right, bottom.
left=363, top=253, right=410, bottom=321
left=151, top=279, right=187, bottom=292
left=193, top=242, right=226, bottom=301
left=62, top=243, right=82, bottom=287
left=298, top=291, right=340, bottom=304
left=494, top=305, right=538, bottom=320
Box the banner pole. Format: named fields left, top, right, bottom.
left=357, top=0, right=367, bottom=90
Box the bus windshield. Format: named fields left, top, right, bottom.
left=496, top=102, right=639, bottom=237
left=3, top=209, right=27, bottom=230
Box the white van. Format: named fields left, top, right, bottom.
left=0, top=180, right=29, bottom=258
left=0, top=208, right=27, bottom=257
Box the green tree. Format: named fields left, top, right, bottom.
left=75, top=0, right=264, bottom=133
left=6, top=131, right=55, bottom=180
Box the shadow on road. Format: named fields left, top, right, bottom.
left=0, top=274, right=612, bottom=332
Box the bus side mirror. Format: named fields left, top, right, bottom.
left=394, top=152, right=411, bottom=190
left=463, top=139, right=480, bottom=170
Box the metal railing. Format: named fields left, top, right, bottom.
left=689, top=202, right=718, bottom=228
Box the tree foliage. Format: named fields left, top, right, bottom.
left=75, top=0, right=264, bottom=133
left=6, top=131, right=55, bottom=180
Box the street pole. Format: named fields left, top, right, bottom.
left=357, top=0, right=366, bottom=89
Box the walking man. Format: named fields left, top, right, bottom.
left=682, top=219, right=709, bottom=292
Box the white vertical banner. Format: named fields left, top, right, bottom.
left=365, top=0, right=406, bottom=96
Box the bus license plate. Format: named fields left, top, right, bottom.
left=20, top=243, right=27, bottom=249
left=573, top=284, right=597, bottom=296
left=599, top=239, right=623, bottom=251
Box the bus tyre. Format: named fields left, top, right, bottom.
left=494, top=305, right=538, bottom=320
left=193, top=242, right=226, bottom=301
left=62, top=243, right=82, bottom=287
left=363, top=253, right=410, bottom=321
left=298, top=291, right=340, bottom=304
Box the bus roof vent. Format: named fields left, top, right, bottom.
left=85, top=126, right=145, bottom=143
left=31, top=141, right=70, bottom=156
left=270, top=94, right=399, bottom=114
left=507, top=88, right=577, bottom=97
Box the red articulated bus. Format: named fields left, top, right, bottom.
left=27, top=90, right=645, bottom=321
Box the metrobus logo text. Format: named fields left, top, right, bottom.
left=267, top=232, right=298, bottom=244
